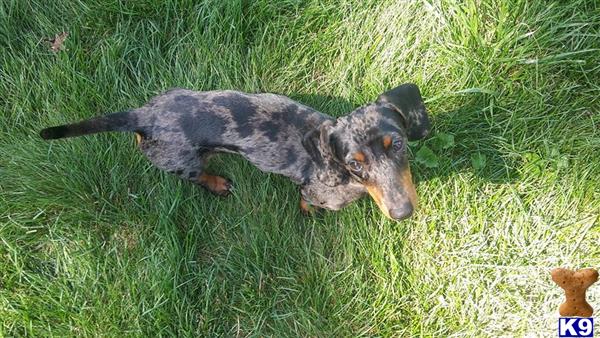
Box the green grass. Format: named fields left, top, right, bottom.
left=1, top=0, right=599, bottom=336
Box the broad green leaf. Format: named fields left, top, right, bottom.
left=471, top=153, right=487, bottom=170
left=416, top=145, right=439, bottom=168
left=434, top=133, right=455, bottom=150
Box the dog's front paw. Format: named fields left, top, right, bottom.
left=300, top=198, right=316, bottom=216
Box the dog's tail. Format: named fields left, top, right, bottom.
left=40, top=110, right=139, bottom=140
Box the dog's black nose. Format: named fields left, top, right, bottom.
left=389, top=202, right=414, bottom=220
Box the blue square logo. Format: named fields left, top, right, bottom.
left=559, top=318, right=594, bottom=337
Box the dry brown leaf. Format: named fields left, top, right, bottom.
left=48, top=31, right=68, bottom=52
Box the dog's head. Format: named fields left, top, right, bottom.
left=304, top=83, right=430, bottom=220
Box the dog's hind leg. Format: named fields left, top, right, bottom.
left=196, top=171, right=232, bottom=196
left=139, top=140, right=232, bottom=196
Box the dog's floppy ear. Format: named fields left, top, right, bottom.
left=377, top=83, right=430, bottom=141
left=302, top=120, right=332, bottom=165
left=302, top=120, right=348, bottom=186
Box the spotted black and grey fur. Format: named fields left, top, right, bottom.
left=40, top=83, right=430, bottom=220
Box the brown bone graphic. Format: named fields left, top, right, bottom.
left=551, top=268, right=598, bottom=317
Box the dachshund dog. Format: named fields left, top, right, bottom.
left=40, top=84, right=430, bottom=220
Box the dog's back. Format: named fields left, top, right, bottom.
left=40, top=88, right=331, bottom=186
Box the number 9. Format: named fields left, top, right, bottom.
left=579, top=319, right=593, bottom=335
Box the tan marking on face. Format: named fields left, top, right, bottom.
left=365, top=165, right=418, bottom=219
left=365, top=184, right=391, bottom=218
left=399, top=166, right=418, bottom=208
left=382, top=135, right=392, bottom=150
left=353, top=151, right=366, bottom=162
left=135, top=132, right=143, bottom=145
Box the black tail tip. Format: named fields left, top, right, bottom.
left=40, top=126, right=68, bottom=140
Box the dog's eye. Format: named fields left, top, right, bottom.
left=392, top=138, right=404, bottom=152
left=348, top=160, right=363, bottom=173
